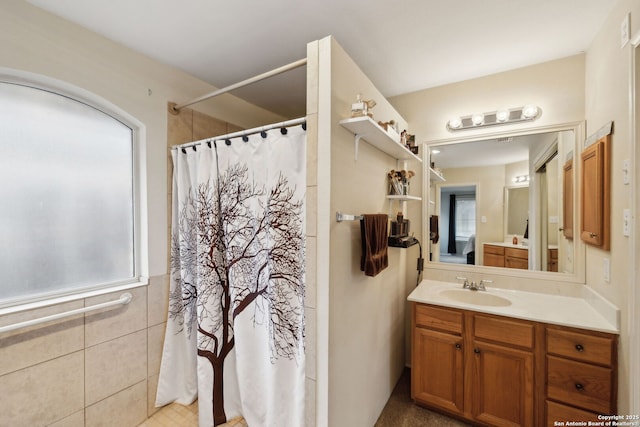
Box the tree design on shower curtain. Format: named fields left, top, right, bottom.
left=170, top=163, right=305, bottom=426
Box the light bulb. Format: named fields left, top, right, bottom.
left=471, top=114, right=484, bottom=126
left=522, top=105, right=539, bottom=119
left=496, top=109, right=509, bottom=122
left=447, top=118, right=462, bottom=129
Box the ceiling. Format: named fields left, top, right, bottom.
left=27, top=0, right=617, bottom=118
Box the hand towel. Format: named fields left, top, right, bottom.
left=430, top=215, right=439, bottom=243
left=360, top=214, right=389, bottom=277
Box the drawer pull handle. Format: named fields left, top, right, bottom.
left=455, top=343, right=462, bottom=350
left=474, top=348, right=480, bottom=354
left=575, top=383, right=585, bottom=391
left=575, top=344, right=584, bottom=352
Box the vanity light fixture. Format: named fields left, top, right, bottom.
left=446, top=105, right=541, bottom=132
left=513, top=175, right=530, bottom=184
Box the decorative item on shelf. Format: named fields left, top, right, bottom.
left=351, top=94, right=376, bottom=118
left=378, top=120, right=399, bottom=140
left=401, top=130, right=418, bottom=154
left=387, top=169, right=415, bottom=195
left=377, top=119, right=395, bottom=131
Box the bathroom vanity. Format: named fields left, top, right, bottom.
left=408, top=280, right=618, bottom=427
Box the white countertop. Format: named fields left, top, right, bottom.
left=408, top=279, right=619, bottom=334
left=484, top=241, right=558, bottom=250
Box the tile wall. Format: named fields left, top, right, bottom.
left=0, top=276, right=170, bottom=426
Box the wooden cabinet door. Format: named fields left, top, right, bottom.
left=471, top=341, right=534, bottom=427
left=412, top=327, right=464, bottom=415
left=580, top=136, right=610, bottom=249
left=505, top=247, right=528, bottom=270
left=483, top=244, right=504, bottom=267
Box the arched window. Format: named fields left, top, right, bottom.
left=0, top=78, right=145, bottom=307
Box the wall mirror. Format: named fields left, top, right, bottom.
left=424, top=123, right=584, bottom=282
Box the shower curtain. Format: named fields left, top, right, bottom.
left=156, top=125, right=306, bottom=427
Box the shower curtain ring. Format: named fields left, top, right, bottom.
left=280, top=127, right=288, bottom=135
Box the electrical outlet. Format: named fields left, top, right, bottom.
left=621, top=13, right=630, bottom=48
left=603, top=258, right=610, bottom=283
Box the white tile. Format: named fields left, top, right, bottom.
left=148, top=274, right=170, bottom=327
left=0, top=351, right=84, bottom=426
left=147, top=373, right=160, bottom=417
left=305, top=307, right=316, bottom=381
left=0, top=300, right=84, bottom=376
left=85, top=330, right=147, bottom=405
left=48, top=410, right=84, bottom=427
left=306, top=185, right=317, bottom=237
left=147, top=322, right=166, bottom=377
left=86, top=380, right=147, bottom=427
left=305, top=236, right=317, bottom=309
left=305, top=378, right=316, bottom=427
left=85, top=287, right=147, bottom=347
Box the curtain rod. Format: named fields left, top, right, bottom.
left=171, top=117, right=306, bottom=151
left=172, top=58, right=307, bottom=112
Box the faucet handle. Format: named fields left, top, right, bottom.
left=456, top=276, right=469, bottom=288
left=478, top=279, right=493, bottom=290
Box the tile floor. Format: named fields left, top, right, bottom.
left=137, top=401, right=247, bottom=427
left=139, top=369, right=466, bottom=426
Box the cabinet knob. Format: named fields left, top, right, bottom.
left=575, top=344, right=584, bottom=352
left=590, top=232, right=597, bottom=238
left=455, top=343, right=462, bottom=350
left=575, top=383, right=585, bottom=391
left=474, top=348, right=480, bottom=354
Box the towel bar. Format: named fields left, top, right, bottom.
left=336, top=212, right=364, bottom=222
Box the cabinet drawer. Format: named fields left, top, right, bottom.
left=415, top=304, right=462, bottom=334
left=484, top=244, right=504, bottom=255
left=505, top=247, right=528, bottom=260
left=547, top=356, right=613, bottom=413
left=546, top=400, right=600, bottom=426
left=474, top=314, right=534, bottom=349
left=547, top=328, right=614, bottom=366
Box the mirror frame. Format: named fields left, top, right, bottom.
left=422, top=121, right=586, bottom=284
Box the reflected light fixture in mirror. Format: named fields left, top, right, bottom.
left=446, top=105, right=540, bottom=131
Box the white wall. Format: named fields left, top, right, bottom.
left=320, top=37, right=417, bottom=427
left=583, top=0, right=640, bottom=414
left=0, top=0, right=284, bottom=278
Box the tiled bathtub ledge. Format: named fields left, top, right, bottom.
left=408, top=279, right=619, bottom=334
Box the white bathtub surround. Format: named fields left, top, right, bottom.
left=408, top=279, right=619, bottom=334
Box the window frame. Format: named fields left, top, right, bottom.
left=0, top=69, right=148, bottom=313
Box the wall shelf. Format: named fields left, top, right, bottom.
left=429, top=168, right=445, bottom=182
left=339, top=116, right=422, bottom=162
left=387, top=195, right=422, bottom=202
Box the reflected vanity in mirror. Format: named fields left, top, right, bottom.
left=425, top=124, right=582, bottom=280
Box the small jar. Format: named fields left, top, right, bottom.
left=512, top=236, right=518, bottom=245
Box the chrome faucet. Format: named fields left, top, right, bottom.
left=456, top=276, right=470, bottom=289
left=456, top=276, right=492, bottom=291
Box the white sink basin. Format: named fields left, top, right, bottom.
left=439, top=289, right=512, bottom=307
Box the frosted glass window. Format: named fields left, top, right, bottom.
left=0, top=82, right=135, bottom=304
